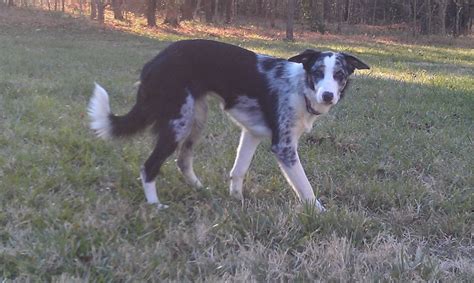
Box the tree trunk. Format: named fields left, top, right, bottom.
left=97, top=0, right=105, bottom=24
left=181, top=0, right=195, bottom=21
left=79, top=0, right=84, bottom=16
left=111, top=0, right=124, bottom=21
left=224, top=0, right=232, bottom=23
left=214, top=0, right=219, bottom=22
left=90, top=0, right=97, bottom=19
left=345, top=0, right=351, bottom=22
left=204, top=0, right=213, bottom=23
left=269, top=0, right=277, bottom=27
left=454, top=1, right=462, bottom=36
left=412, top=0, right=417, bottom=36
left=372, top=0, right=377, bottom=25
left=436, top=0, right=447, bottom=35
left=256, top=0, right=263, bottom=15
left=193, top=0, right=202, bottom=18
left=319, top=0, right=325, bottom=33
left=427, top=0, right=432, bottom=34
left=146, top=0, right=157, bottom=27
left=286, top=0, right=295, bottom=40
left=164, top=0, right=180, bottom=27
left=8, top=0, right=15, bottom=6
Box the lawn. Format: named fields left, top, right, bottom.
left=1, top=7, right=473, bottom=281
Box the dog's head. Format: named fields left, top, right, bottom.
left=288, top=50, right=369, bottom=106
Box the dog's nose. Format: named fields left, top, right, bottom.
left=322, top=92, right=334, bottom=103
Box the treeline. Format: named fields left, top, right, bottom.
left=5, top=0, right=473, bottom=37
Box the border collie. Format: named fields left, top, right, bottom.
left=88, top=39, right=369, bottom=211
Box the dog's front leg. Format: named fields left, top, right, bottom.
left=229, top=130, right=261, bottom=201
left=273, top=145, right=326, bottom=212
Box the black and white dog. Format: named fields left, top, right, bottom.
left=88, top=39, right=369, bottom=211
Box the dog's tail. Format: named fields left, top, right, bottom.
left=88, top=83, right=151, bottom=139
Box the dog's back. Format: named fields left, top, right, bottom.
left=140, top=39, right=267, bottom=107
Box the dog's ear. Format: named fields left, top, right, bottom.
left=288, top=49, right=321, bottom=72
left=341, top=53, right=370, bottom=73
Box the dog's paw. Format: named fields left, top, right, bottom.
left=181, top=173, right=204, bottom=189
left=193, top=179, right=204, bottom=189
left=156, top=203, right=169, bottom=210
left=315, top=199, right=326, bottom=213
left=229, top=188, right=243, bottom=201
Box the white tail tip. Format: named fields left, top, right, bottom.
left=88, top=83, right=112, bottom=139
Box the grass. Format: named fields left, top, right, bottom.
left=1, top=7, right=473, bottom=282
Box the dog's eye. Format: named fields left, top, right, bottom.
left=334, top=71, right=345, bottom=81
left=314, top=70, right=324, bottom=78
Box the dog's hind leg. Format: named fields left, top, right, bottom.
left=141, top=128, right=178, bottom=209
left=229, top=130, right=261, bottom=201
left=177, top=98, right=208, bottom=188
left=141, top=92, right=195, bottom=209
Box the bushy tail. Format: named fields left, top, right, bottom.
left=87, top=83, right=151, bottom=139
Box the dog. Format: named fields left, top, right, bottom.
left=88, top=39, right=369, bottom=211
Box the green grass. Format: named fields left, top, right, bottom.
left=1, top=8, right=473, bottom=281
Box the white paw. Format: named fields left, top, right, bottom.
left=193, top=179, right=204, bottom=189
left=316, top=199, right=326, bottom=212
left=229, top=188, right=243, bottom=201
left=156, top=203, right=169, bottom=210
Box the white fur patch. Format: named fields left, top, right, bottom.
left=170, top=94, right=195, bottom=142
left=88, top=83, right=112, bottom=139
left=286, top=61, right=306, bottom=78
left=140, top=169, right=168, bottom=209
left=227, top=96, right=271, bottom=137
left=316, top=54, right=340, bottom=104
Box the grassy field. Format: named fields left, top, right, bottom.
left=1, top=7, right=473, bottom=281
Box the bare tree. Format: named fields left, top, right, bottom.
left=146, top=0, right=157, bottom=27
left=224, top=0, right=233, bottom=23
left=111, top=0, right=124, bottom=21
left=181, top=0, right=196, bottom=21
left=286, top=0, right=296, bottom=40
left=90, top=0, right=97, bottom=19
left=436, top=0, right=448, bottom=35
left=203, top=0, right=214, bottom=23
left=164, top=0, right=180, bottom=27
left=269, top=0, right=278, bottom=28
left=96, top=0, right=106, bottom=23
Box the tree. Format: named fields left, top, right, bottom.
left=90, top=0, right=106, bottom=23
left=90, top=0, right=97, bottom=19
left=164, top=0, right=180, bottom=27
left=203, top=0, right=214, bottom=23
left=181, top=0, right=196, bottom=21
left=436, top=0, right=448, bottom=35
left=146, top=0, right=157, bottom=27
left=302, top=0, right=325, bottom=33
left=111, top=0, right=125, bottom=21
left=286, top=0, right=296, bottom=40
left=224, top=0, right=233, bottom=23
left=269, top=0, right=278, bottom=28
left=96, top=0, right=106, bottom=24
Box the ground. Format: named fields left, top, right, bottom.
left=0, top=7, right=473, bottom=281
